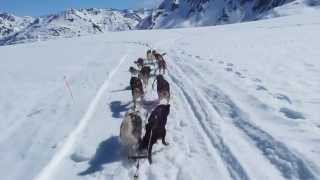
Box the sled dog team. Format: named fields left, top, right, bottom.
left=120, top=49, right=170, bottom=164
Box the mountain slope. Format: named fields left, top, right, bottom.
left=0, top=12, right=34, bottom=39
left=1, top=11, right=320, bottom=180
left=0, top=8, right=150, bottom=46
left=263, top=0, right=320, bottom=18
left=137, top=0, right=319, bottom=29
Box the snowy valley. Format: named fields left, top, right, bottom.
left=1, top=1, right=320, bottom=180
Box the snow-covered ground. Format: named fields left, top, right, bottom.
left=1, top=10, right=320, bottom=180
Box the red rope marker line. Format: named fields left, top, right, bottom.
left=64, top=76, right=75, bottom=103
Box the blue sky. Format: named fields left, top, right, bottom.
left=0, top=0, right=162, bottom=16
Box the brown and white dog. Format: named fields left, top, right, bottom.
left=139, top=104, right=170, bottom=164
left=157, top=58, right=167, bottom=74
left=130, top=77, right=144, bottom=110
left=120, top=111, right=143, bottom=156
left=152, top=50, right=167, bottom=61
left=153, top=75, right=170, bottom=104
left=152, top=50, right=167, bottom=74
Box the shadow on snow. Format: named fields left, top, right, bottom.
left=110, top=86, right=131, bottom=93
left=78, top=136, right=122, bottom=176
left=109, top=101, right=130, bottom=118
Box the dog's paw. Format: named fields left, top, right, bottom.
left=162, top=141, right=169, bottom=146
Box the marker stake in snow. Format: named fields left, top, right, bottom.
left=64, top=76, right=75, bottom=103
left=34, top=54, right=129, bottom=180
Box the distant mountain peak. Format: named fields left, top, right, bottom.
left=137, top=0, right=299, bottom=29
left=0, top=8, right=151, bottom=46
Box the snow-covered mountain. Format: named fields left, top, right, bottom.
left=264, top=0, right=320, bottom=18
left=0, top=8, right=151, bottom=46
left=0, top=12, right=34, bottom=39
left=137, top=0, right=319, bottom=29
left=1, top=0, right=319, bottom=46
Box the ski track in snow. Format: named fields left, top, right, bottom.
left=33, top=52, right=130, bottom=180
left=168, top=59, right=250, bottom=180
left=168, top=50, right=317, bottom=180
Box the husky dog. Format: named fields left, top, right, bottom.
left=152, top=51, right=167, bottom=74
left=139, top=104, right=170, bottom=164
left=152, top=50, right=166, bottom=62
left=120, top=111, right=143, bottom=156
left=134, top=58, right=144, bottom=69
left=129, top=66, right=140, bottom=76
left=157, top=59, right=167, bottom=74
left=139, top=65, right=151, bottom=88
left=130, top=77, right=144, bottom=110
left=146, top=50, right=154, bottom=64
left=151, top=50, right=158, bottom=58
left=153, top=75, right=170, bottom=103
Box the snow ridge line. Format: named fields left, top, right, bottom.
left=33, top=53, right=129, bottom=180
left=178, top=58, right=317, bottom=180
left=168, top=57, right=250, bottom=180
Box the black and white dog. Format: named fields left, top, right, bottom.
left=129, top=66, right=140, bottom=76
left=134, top=58, right=144, bottom=69
left=139, top=104, right=170, bottom=164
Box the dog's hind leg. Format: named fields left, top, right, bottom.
left=161, top=130, right=169, bottom=146
left=147, top=143, right=154, bottom=164
left=144, top=77, right=148, bottom=89
left=147, top=130, right=154, bottom=164
left=146, top=77, right=149, bottom=88
left=166, top=92, right=170, bottom=104
left=133, top=98, right=137, bottom=111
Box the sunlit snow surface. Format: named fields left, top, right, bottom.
left=1, top=9, right=320, bottom=180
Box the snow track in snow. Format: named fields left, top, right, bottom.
left=33, top=53, right=129, bottom=180
left=171, top=51, right=317, bottom=180
left=168, top=58, right=250, bottom=180
left=203, top=86, right=317, bottom=180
